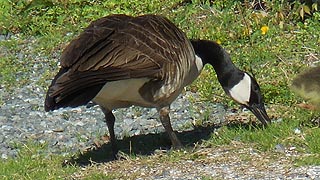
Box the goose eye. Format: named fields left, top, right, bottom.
left=253, top=84, right=259, bottom=92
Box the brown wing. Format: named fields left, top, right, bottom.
left=45, top=14, right=193, bottom=110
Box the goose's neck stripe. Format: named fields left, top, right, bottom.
left=195, top=55, right=204, bottom=72
left=229, top=73, right=251, bottom=105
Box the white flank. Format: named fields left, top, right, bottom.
left=92, top=78, right=152, bottom=110
left=195, top=55, right=204, bottom=72
left=229, top=73, right=251, bottom=105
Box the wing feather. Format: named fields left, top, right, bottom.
left=46, top=14, right=194, bottom=109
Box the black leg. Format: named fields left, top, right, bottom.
left=100, top=107, right=118, bottom=158
left=158, top=106, right=183, bottom=149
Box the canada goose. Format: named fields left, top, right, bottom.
left=45, top=14, right=271, bottom=157
left=291, top=66, right=320, bottom=108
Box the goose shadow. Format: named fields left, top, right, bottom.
left=63, top=121, right=265, bottom=166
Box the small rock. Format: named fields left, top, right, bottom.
left=294, top=128, right=302, bottom=134
left=275, top=144, right=286, bottom=153
left=1, top=153, right=8, bottom=159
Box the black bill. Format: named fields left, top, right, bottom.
left=247, top=104, right=271, bottom=126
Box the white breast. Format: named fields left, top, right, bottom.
left=228, top=73, right=251, bottom=105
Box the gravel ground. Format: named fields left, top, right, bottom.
left=1, top=35, right=320, bottom=179
left=0, top=81, right=225, bottom=159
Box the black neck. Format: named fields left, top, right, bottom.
left=191, top=39, right=238, bottom=73
left=191, top=39, right=243, bottom=88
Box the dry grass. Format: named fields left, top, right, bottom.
left=71, top=142, right=312, bottom=179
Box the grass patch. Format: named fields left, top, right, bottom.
left=295, top=155, right=320, bottom=166
left=206, top=118, right=302, bottom=151
left=0, top=142, right=78, bottom=179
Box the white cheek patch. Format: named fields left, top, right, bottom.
left=195, top=55, right=204, bottom=72
left=229, top=73, right=251, bottom=105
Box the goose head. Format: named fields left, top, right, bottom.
left=226, top=71, right=271, bottom=126
left=191, top=39, right=271, bottom=126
